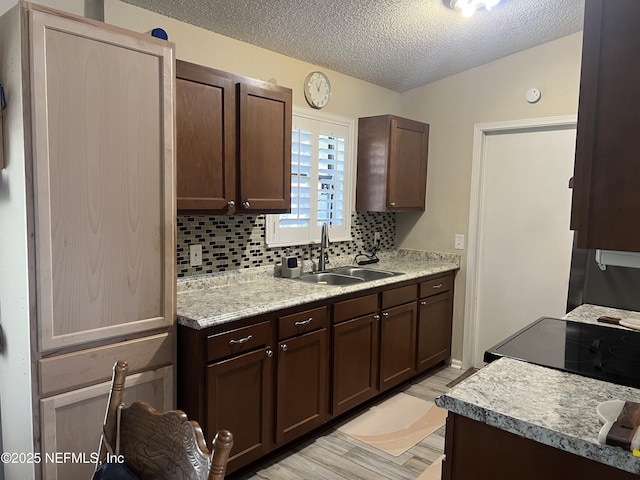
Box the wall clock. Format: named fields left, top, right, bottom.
left=304, top=71, right=331, bottom=109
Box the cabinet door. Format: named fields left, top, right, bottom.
left=443, top=413, right=639, bottom=480
left=29, top=10, right=175, bottom=351
left=417, top=291, right=453, bottom=373
left=40, top=366, right=173, bottom=480
left=387, top=117, right=429, bottom=210
left=571, top=0, right=640, bottom=251
left=206, top=346, right=273, bottom=473
left=176, top=61, right=236, bottom=213
left=238, top=81, right=291, bottom=212
left=379, top=302, right=417, bottom=391
left=276, top=329, right=328, bottom=444
left=332, top=314, right=379, bottom=415
left=356, top=115, right=429, bottom=212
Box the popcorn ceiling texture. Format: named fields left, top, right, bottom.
left=123, top=0, right=584, bottom=92
left=176, top=211, right=395, bottom=277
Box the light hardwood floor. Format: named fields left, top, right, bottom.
left=232, top=365, right=462, bottom=480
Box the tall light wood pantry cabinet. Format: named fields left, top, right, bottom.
left=0, top=4, right=175, bottom=479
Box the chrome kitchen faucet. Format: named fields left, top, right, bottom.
left=318, top=223, right=329, bottom=271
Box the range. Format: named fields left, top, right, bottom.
left=485, top=317, right=640, bottom=389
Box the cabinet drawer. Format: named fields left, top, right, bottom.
left=278, top=306, right=327, bottom=340
left=333, top=294, right=378, bottom=324
left=207, top=321, right=271, bottom=363
left=381, top=285, right=417, bottom=309
left=39, top=333, right=173, bottom=396
left=420, top=275, right=454, bottom=298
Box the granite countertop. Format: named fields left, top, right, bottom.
left=177, top=249, right=460, bottom=330
left=436, top=304, right=640, bottom=475
left=563, top=303, right=640, bottom=327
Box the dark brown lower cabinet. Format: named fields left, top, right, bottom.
left=417, top=290, right=453, bottom=373
left=206, top=346, right=273, bottom=473
left=443, top=413, right=637, bottom=480
left=332, top=313, right=380, bottom=415
left=276, top=328, right=328, bottom=444
left=379, top=302, right=417, bottom=391
left=179, top=271, right=455, bottom=476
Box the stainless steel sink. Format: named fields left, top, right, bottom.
left=330, top=266, right=402, bottom=281
left=296, top=272, right=365, bottom=286
left=295, top=266, right=403, bottom=285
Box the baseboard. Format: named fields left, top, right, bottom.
left=450, top=358, right=463, bottom=370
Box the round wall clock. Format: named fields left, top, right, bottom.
left=304, top=71, right=331, bottom=109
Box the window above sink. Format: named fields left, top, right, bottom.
left=265, top=108, right=355, bottom=247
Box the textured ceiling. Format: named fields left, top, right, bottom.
left=123, top=0, right=585, bottom=92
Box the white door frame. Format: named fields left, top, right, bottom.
left=462, top=115, right=577, bottom=369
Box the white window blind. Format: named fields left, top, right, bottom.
left=266, top=109, right=354, bottom=247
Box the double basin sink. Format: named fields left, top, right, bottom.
left=295, top=266, right=404, bottom=286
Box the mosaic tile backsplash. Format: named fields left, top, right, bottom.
left=177, top=212, right=395, bottom=277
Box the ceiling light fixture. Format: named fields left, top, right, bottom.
left=446, top=0, right=501, bottom=17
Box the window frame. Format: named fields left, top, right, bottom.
left=265, top=107, right=355, bottom=248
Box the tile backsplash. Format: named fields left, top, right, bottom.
left=177, top=212, right=395, bottom=277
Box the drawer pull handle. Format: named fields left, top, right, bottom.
left=294, top=317, right=313, bottom=327
left=420, top=301, right=427, bottom=306
left=229, top=334, right=253, bottom=346
left=432, top=283, right=443, bottom=289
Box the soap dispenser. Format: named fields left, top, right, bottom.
left=281, top=248, right=301, bottom=278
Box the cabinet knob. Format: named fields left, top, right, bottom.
left=242, top=201, right=251, bottom=209
left=420, top=300, right=427, bottom=306
left=227, top=200, right=236, bottom=209
left=280, top=344, right=288, bottom=352
left=382, top=312, right=390, bottom=318
left=389, top=202, right=396, bottom=207
left=373, top=314, right=380, bottom=321
left=266, top=349, right=273, bottom=358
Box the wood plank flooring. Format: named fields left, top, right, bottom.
left=231, top=365, right=462, bottom=480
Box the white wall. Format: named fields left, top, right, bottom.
left=0, top=5, right=36, bottom=479
left=0, top=0, right=14, bottom=17
left=398, top=32, right=584, bottom=361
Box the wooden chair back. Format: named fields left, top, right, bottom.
left=96, top=360, right=233, bottom=480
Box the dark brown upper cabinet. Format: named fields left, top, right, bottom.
left=571, top=0, right=640, bottom=251
left=356, top=114, right=429, bottom=212
left=176, top=60, right=291, bottom=215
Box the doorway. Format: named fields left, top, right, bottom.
left=463, top=116, right=577, bottom=368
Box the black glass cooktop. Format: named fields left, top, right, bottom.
left=484, top=317, right=640, bottom=389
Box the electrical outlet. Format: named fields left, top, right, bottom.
left=190, top=244, right=202, bottom=267
left=454, top=234, right=465, bottom=250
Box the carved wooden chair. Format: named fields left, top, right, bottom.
left=95, top=360, right=233, bottom=480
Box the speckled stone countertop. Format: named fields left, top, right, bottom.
left=563, top=303, right=640, bottom=327
left=436, top=304, right=640, bottom=474
left=177, top=249, right=460, bottom=330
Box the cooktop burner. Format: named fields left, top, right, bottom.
left=484, top=317, right=640, bottom=389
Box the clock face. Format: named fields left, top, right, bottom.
left=304, top=71, right=331, bottom=109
